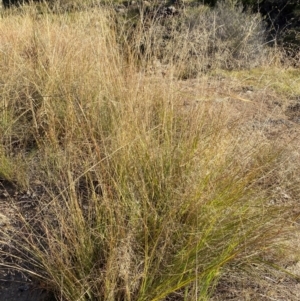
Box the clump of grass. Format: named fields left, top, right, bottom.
left=0, top=4, right=297, bottom=301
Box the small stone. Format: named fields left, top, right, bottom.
left=116, top=5, right=126, bottom=14
left=143, top=1, right=151, bottom=7
left=2, top=191, right=9, bottom=198
left=167, top=6, right=176, bottom=14
left=282, top=193, right=291, bottom=199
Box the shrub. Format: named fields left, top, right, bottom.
left=124, top=0, right=268, bottom=78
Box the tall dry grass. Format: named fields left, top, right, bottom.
left=0, top=3, right=298, bottom=301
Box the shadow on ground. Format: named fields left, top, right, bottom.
left=0, top=272, right=55, bottom=301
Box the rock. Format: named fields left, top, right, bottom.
left=167, top=6, right=177, bottom=14
left=116, top=4, right=127, bottom=14
left=143, top=1, right=151, bottom=7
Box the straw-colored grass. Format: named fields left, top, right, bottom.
left=0, top=3, right=298, bottom=301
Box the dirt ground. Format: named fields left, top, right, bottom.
left=0, top=180, right=56, bottom=301
left=0, top=272, right=55, bottom=301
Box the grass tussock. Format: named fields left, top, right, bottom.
left=0, top=3, right=298, bottom=301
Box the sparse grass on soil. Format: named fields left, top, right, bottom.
left=0, top=2, right=299, bottom=301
